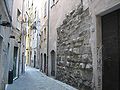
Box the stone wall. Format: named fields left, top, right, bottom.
left=56, top=4, right=93, bottom=90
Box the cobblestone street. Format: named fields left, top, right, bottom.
left=6, top=67, right=77, bottom=90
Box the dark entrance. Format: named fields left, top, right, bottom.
left=41, top=53, right=43, bottom=71
left=34, top=51, right=36, bottom=67
left=102, top=9, right=120, bottom=90
left=44, top=54, right=46, bottom=73
left=13, top=47, right=18, bottom=79
left=34, top=55, right=36, bottom=67
left=51, top=50, right=55, bottom=76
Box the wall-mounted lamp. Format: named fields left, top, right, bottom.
left=0, top=21, right=11, bottom=27
left=9, top=35, right=15, bottom=39
left=18, top=41, right=21, bottom=43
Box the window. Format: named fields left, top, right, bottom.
left=35, top=11, right=36, bottom=18
left=35, top=8, right=37, bottom=18
left=41, top=31, right=43, bottom=40
left=44, top=28, right=46, bottom=40
left=17, top=9, right=21, bottom=30
left=44, top=28, right=46, bottom=37
left=17, top=9, right=21, bottom=18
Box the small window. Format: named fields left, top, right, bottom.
left=17, top=9, right=21, bottom=18
left=44, top=28, right=46, bottom=37
left=35, top=8, right=37, bottom=18
left=35, top=10, right=36, bottom=18
left=17, top=9, right=21, bottom=22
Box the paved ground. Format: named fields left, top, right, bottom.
left=6, top=67, right=77, bottom=90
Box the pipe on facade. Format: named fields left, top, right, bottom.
left=47, top=0, right=50, bottom=75
left=21, top=0, right=25, bottom=74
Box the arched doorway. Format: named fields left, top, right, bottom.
left=51, top=50, right=55, bottom=76
left=44, top=54, right=47, bottom=73
left=41, top=53, right=43, bottom=71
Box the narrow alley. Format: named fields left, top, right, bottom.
left=0, top=0, right=120, bottom=90
left=6, top=67, right=77, bottom=90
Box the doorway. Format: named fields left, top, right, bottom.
left=51, top=50, right=55, bottom=76
left=34, top=55, right=36, bottom=67
left=41, top=53, right=43, bottom=71
left=34, top=51, right=36, bottom=68
left=44, top=54, right=46, bottom=73
left=102, top=9, right=120, bottom=90
left=13, top=47, right=18, bottom=79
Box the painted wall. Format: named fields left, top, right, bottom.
left=39, top=0, right=48, bottom=72
left=48, top=0, right=80, bottom=76
left=49, top=0, right=120, bottom=89
left=0, top=0, right=13, bottom=89
left=12, top=0, right=26, bottom=77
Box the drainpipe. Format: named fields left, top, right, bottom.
left=21, top=0, right=25, bottom=74
left=47, top=0, right=50, bottom=75
left=18, top=41, right=21, bottom=77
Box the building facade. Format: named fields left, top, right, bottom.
left=39, top=0, right=49, bottom=74
left=48, top=0, right=80, bottom=77
left=0, top=0, right=26, bottom=90
left=30, top=9, right=40, bottom=68
left=40, top=0, right=120, bottom=90
left=12, top=0, right=26, bottom=78
left=89, top=0, right=120, bottom=90
left=0, top=0, right=13, bottom=89
left=25, top=0, right=35, bottom=66
left=25, top=0, right=41, bottom=69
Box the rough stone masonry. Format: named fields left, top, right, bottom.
left=56, top=4, right=93, bottom=90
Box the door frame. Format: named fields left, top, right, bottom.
left=96, top=5, right=120, bottom=90
left=13, top=47, right=18, bottom=80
